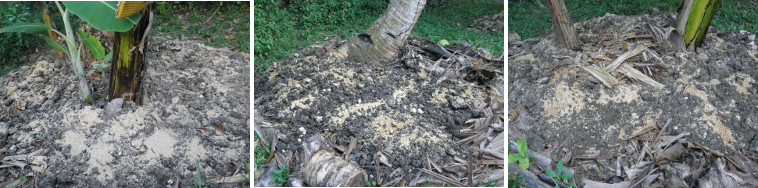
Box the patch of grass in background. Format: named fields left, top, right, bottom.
left=509, top=0, right=757, bottom=40
left=711, top=0, right=758, bottom=31
left=412, top=0, right=504, bottom=57
left=153, top=2, right=250, bottom=53
left=0, top=2, right=43, bottom=78
left=254, top=0, right=505, bottom=72
left=254, top=0, right=387, bottom=72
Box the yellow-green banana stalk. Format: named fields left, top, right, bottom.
left=109, top=1, right=152, bottom=104
left=681, top=0, right=719, bottom=50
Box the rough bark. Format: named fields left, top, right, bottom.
left=109, top=9, right=151, bottom=105
left=547, top=0, right=580, bottom=50
left=345, top=0, right=426, bottom=64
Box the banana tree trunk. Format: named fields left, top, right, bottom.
left=37, top=2, right=63, bottom=57
left=345, top=0, right=426, bottom=64
left=677, top=0, right=719, bottom=50
left=109, top=8, right=152, bottom=105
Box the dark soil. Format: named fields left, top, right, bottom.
left=509, top=12, right=758, bottom=186
left=254, top=38, right=504, bottom=186
left=0, top=36, right=250, bottom=187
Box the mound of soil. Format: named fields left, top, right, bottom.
left=471, top=11, right=504, bottom=33
left=0, top=36, right=250, bottom=187
left=509, top=13, right=758, bottom=184
left=254, top=38, right=504, bottom=186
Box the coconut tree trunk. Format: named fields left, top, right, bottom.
left=109, top=8, right=152, bottom=105
left=345, top=0, right=426, bottom=64
left=676, top=0, right=719, bottom=50
left=546, top=0, right=580, bottom=50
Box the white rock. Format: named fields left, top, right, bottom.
left=105, top=98, right=124, bottom=117
left=418, top=109, right=424, bottom=114
left=171, top=96, right=180, bottom=104
left=411, top=108, right=417, bottom=113
left=299, top=127, right=306, bottom=136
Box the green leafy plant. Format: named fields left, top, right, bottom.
left=508, top=139, right=532, bottom=169
left=270, top=163, right=290, bottom=187
left=367, top=180, right=379, bottom=187
left=240, top=157, right=250, bottom=183
left=195, top=160, right=205, bottom=188
left=483, top=179, right=502, bottom=187
left=0, top=2, right=43, bottom=77
left=254, top=133, right=271, bottom=174
left=0, top=1, right=141, bottom=104
left=508, top=173, right=523, bottom=188
left=545, top=160, right=575, bottom=188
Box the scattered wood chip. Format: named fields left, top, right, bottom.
left=605, top=44, right=646, bottom=72
left=344, top=137, right=357, bottom=160
left=213, top=122, right=226, bottom=136
left=581, top=64, right=619, bottom=88
left=617, top=63, right=664, bottom=89
left=11, top=101, right=26, bottom=111
left=375, top=151, right=392, bottom=167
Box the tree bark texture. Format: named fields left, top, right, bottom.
left=547, top=0, right=581, bottom=50
left=109, top=10, right=151, bottom=105
left=346, top=0, right=426, bottom=64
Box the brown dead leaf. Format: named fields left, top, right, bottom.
left=227, top=162, right=235, bottom=168
left=202, top=57, right=213, bottom=63
left=214, top=122, right=226, bottom=135
left=224, top=35, right=234, bottom=41
left=90, top=74, right=100, bottom=80
left=33, top=140, right=43, bottom=147
left=334, top=145, right=346, bottom=153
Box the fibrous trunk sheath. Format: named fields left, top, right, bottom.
left=109, top=10, right=151, bottom=105
left=346, top=0, right=426, bottom=64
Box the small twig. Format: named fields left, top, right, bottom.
left=204, top=2, right=223, bottom=24
left=361, top=166, right=388, bottom=169
left=418, top=168, right=467, bottom=187
left=653, top=119, right=672, bottom=143
left=573, top=156, right=615, bottom=160
left=623, top=126, right=656, bottom=140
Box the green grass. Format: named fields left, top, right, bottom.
left=412, top=0, right=504, bottom=56
left=509, top=0, right=758, bottom=39
left=254, top=0, right=504, bottom=72
left=254, top=132, right=270, bottom=176
left=153, top=2, right=250, bottom=53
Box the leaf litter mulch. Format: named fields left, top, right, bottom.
left=509, top=12, right=758, bottom=187
left=254, top=36, right=504, bottom=186
left=0, top=36, right=250, bottom=187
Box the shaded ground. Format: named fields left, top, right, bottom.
left=0, top=36, right=250, bottom=187
left=509, top=12, right=758, bottom=186
left=254, top=37, right=504, bottom=186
